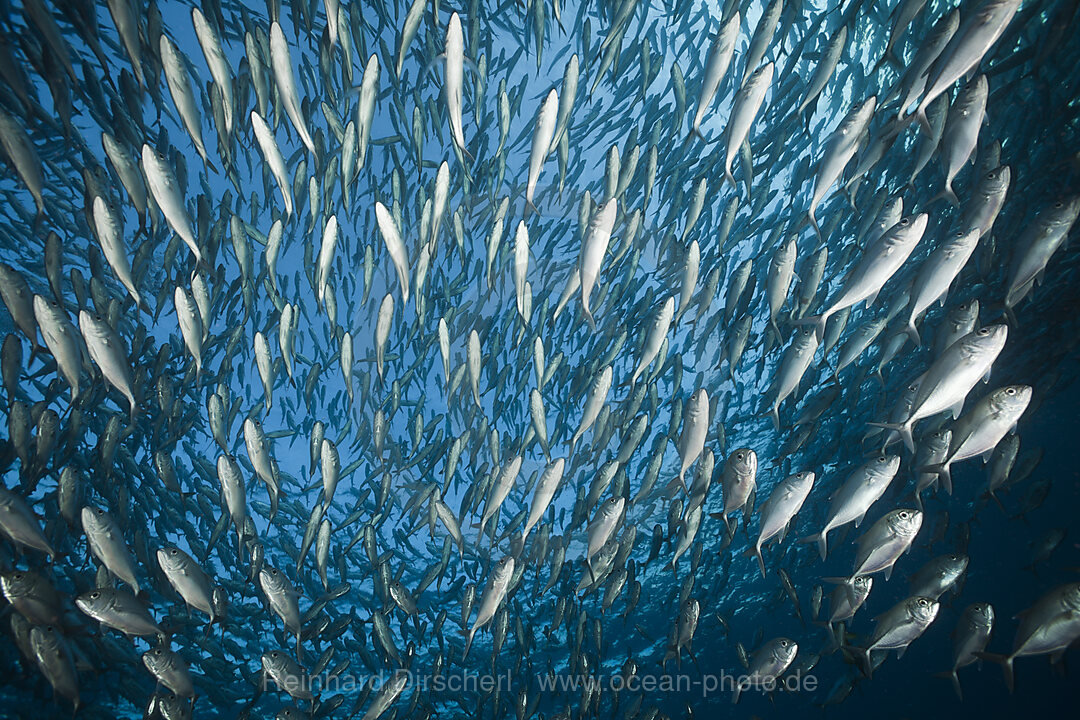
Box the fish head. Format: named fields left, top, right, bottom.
left=978, top=165, right=1010, bottom=196
left=909, top=596, right=940, bottom=624
left=871, top=454, right=901, bottom=478
left=944, top=554, right=970, bottom=576
left=143, top=646, right=178, bottom=674
left=853, top=575, right=873, bottom=596
left=494, top=555, right=515, bottom=583
left=990, top=385, right=1032, bottom=416
left=156, top=547, right=192, bottom=575
left=76, top=588, right=113, bottom=615
left=1062, top=583, right=1080, bottom=613
left=888, top=509, right=923, bottom=537
left=261, top=650, right=288, bottom=675
left=81, top=505, right=111, bottom=533
left=771, top=637, right=798, bottom=666
left=1, top=569, right=37, bottom=599
left=727, top=448, right=758, bottom=479
left=967, top=324, right=1008, bottom=356
left=968, top=602, right=995, bottom=627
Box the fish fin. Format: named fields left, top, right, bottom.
left=933, top=670, right=963, bottom=700
left=791, top=314, right=827, bottom=343
left=744, top=544, right=766, bottom=578
left=663, top=476, right=688, bottom=498
left=920, top=463, right=953, bottom=495
left=463, top=628, right=476, bottom=659
left=905, top=321, right=921, bottom=347
left=801, top=532, right=828, bottom=560
left=807, top=210, right=823, bottom=243
left=867, top=421, right=914, bottom=453
left=683, top=127, right=705, bottom=146
left=864, top=287, right=880, bottom=308
left=974, top=652, right=1014, bottom=693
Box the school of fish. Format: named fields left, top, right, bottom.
left=0, top=0, right=1078, bottom=717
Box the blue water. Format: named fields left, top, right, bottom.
left=0, top=0, right=1078, bottom=718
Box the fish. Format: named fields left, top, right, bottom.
left=800, top=213, right=927, bottom=341
left=733, top=637, right=797, bottom=704
left=748, top=471, right=815, bottom=577
left=977, top=583, right=1080, bottom=692
left=855, top=596, right=940, bottom=677
left=939, top=602, right=994, bottom=699
left=871, top=324, right=1008, bottom=452
left=0, top=1, right=1073, bottom=715
left=803, top=455, right=900, bottom=560
left=688, top=12, right=740, bottom=141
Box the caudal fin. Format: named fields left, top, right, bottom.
left=905, top=320, right=921, bottom=347
left=808, top=210, right=823, bottom=243
left=801, top=531, right=828, bottom=560
left=919, top=462, right=953, bottom=495
left=867, top=420, right=914, bottom=453
left=792, top=314, right=827, bottom=343
left=684, top=127, right=705, bottom=147
left=933, top=669, right=963, bottom=700
left=743, top=544, right=766, bottom=578
left=975, top=652, right=1014, bottom=693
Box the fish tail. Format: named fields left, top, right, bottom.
left=584, top=307, right=597, bottom=332
left=769, top=404, right=781, bottom=432
left=861, top=647, right=873, bottom=678
left=801, top=530, right=828, bottom=560
left=753, top=544, right=765, bottom=578
left=920, top=463, right=953, bottom=495
left=463, top=628, right=476, bottom=659
left=914, top=104, right=931, bottom=134
left=808, top=210, right=822, bottom=242
left=905, top=320, right=921, bottom=347
left=975, top=652, right=1014, bottom=693
left=792, top=314, right=827, bottom=343
left=867, top=420, right=913, bottom=453
left=942, top=182, right=960, bottom=207
left=933, top=670, right=963, bottom=700
left=683, top=127, right=705, bottom=147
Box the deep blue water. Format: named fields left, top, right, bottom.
left=0, top=0, right=1078, bottom=718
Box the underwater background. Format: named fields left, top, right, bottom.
left=0, top=0, right=1078, bottom=717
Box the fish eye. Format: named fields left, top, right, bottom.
left=271, top=651, right=279, bottom=658
left=779, top=639, right=788, bottom=646
left=900, top=218, right=909, bottom=226
left=1005, top=387, right=1016, bottom=395
left=898, top=511, right=908, bottom=518
left=90, top=591, right=100, bottom=599
left=978, top=328, right=990, bottom=336
left=918, top=598, right=928, bottom=606
left=170, top=549, right=178, bottom=555
left=736, top=452, right=744, bottom=460
left=13, top=573, right=22, bottom=580
left=878, top=456, right=887, bottom=462
left=1054, top=201, right=1064, bottom=208
left=987, top=171, right=996, bottom=179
